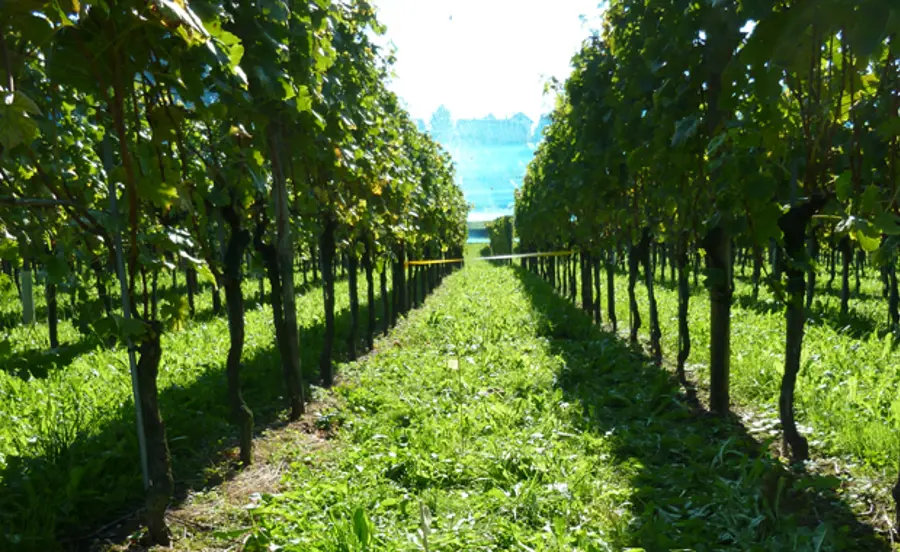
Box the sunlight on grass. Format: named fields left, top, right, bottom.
left=0, top=274, right=388, bottom=545
left=240, top=263, right=881, bottom=550
left=607, top=267, right=900, bottom=474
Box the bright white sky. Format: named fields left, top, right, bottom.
left=373, top=0, right=604, bottom=124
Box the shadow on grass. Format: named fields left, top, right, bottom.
left=643, top=273, right=707, bottom=296
left=805, top=303, right=882, bottom=341
left=731, top=273, right=881, bottom=303
left=512, top=267, right=888, bottom=551
left=0, top=279, right=396, bottom=551
left=812, top=284, right=880, bottom=303
left=0, top=337, right=103, bottom=380
left=0, top=307, right=24, bottom=331
left=0, top=286, right=137, bottom=333
left=0, top=277, right=327, bottom=384
left=733, top=292, right=882, bottom=341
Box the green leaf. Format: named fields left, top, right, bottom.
left=845, top=1, right=890, bottom=58
left=795, top=474, right=841, bottom=492
left=0, top=92, right=42, bottom=150
left=749, top=203, right=782, bottom=243
left=352, top=507, right=372, bottom=546
left=873, top=212, right=900, bottom=236
left=0, top=233, right=16, bottom=261
left=671, top=116, right=700, bottom=147
left=207, top=21, right=244, bottom=68
left=45, top=255, right=69, bottom=284
left=861, top=185, right=881, bottom=214
left=876, top=117, right=900, bottom=140
left=738, top=7, right=791, bottom=67
left=110, top=315, right=148, bottom=340
left=161, top=296, right=189, bottom=330
left=196, top=263, right=216, bottom=285
left=212, top=528, right=250, bottom=540
left=251, top=149, right=265, bottom=167
left=377, top=497, right=401, bottom=509
left=834, top=172, right=852, bottom=203
left=280, top=77, right=296, bottom=101
left=151, top=0, right=209, bottom=43
left=61, top=0, right=81, bottom=13
left=137, top=175, right=180, bottom=209
left=296, top=85, right=313, bottom=113
left=178, top=250, right=203, bottom=265
left=18, top=14, right=56, bottom=47
left=178, top=250, right=216, bottom=285
left=707, top=131, right=727, bottom=156
left=852, top=227, right=880, bottom=252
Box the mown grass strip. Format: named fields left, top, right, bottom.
left=238, top=262, right=885, bottom=551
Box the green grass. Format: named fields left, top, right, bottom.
left=2, top=257, right=895, bottom=550
left=0, top=272, right=388, bottom=549
left=596, top=263, right=900, bottom=476
left=235, top=262, right=885, bottom=551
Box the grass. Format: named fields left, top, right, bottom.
left=214, top=261, right=886, bottom=551
left=0, top=271, right=388, bottom=549
left=3, top=252, right=896, bottom=549
left=542, top=256, right=898, bottom=536
left=599, top=263, right=900, bottom=475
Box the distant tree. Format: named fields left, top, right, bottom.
left=532, top=114, right=551, bottom=143
left=511, top=112, right=533, bottom=126
left=510, top=113, right=533, bottom=143
left=486, top=216, right=514, bottom=255
left=429, top=105, right=454, bottom=143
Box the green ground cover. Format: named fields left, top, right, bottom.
left=600, top=265, right=899, bottom=479
left=2, top=252, right=895, bottom=550
left=0, top=273, right=385, bottom=548
left=236, top=261, right=885, bottom=551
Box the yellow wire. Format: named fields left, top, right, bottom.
left=405, top=250, right=573, bottom=267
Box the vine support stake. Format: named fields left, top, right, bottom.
left=104, top=136, right=150, bottom=490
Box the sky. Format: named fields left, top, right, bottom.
left=372, top=0, right=605, bottom=124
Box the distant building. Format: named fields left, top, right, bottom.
left=424, top=107, right=544, bottom=227
left=453, top=112, right=532, bottom=146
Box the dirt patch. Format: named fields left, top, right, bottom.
left=93, top=391, right=345, bottom=551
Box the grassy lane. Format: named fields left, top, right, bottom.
left=239, top=262, right=883, bottom=551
